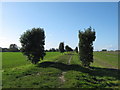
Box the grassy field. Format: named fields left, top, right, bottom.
left=92, top=51, right=118, bottom=69
left=2, top=52, right=62, bottom=69
left=2, top=51, right=119, bottom=88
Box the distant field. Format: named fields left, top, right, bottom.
left=2, top=51, right=119, bottom=88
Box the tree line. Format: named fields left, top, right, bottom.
left=0, top=46, right=110, bottom=52
left=0, top=43, right=77, bottom=53
left=45, top=46, right=77, bottom=52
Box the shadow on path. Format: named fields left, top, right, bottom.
left=37, top=61, right=120, bottom=80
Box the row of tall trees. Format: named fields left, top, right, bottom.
left=19, top=27, right=96, bottom=68
left=59, top=42, right=78, bottom=53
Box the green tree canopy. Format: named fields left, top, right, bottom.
left=102, top=49, right=107, bottom=51
left=59, top=42, right=64, bottom=53
left=78, top=27, right=96, bottom=67
left=75, top=47, right=78, bottom=53
left=20, top=28, right=45, bottom=64
left=65, top=45, right=73, bottom=52
left=9, top=44, right=19, bottom=52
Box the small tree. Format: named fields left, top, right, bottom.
left=65, top=45, right=69, bottom=52
left=75, top=47, right=78, bottom=53
left=49, top=48, right=56, bottom=52
left=9, top=44, right=19, bottom=52
left=65, top=45, right=73, bottom=52
left=59, top=42, right=64, bottom=53
left=20, top=28, right=45, bottom=64
left=102, top=49, right=107, bottom=51
left=78, top=27, right=96, bottom=67
left=56, top=49, right=59, bottom=52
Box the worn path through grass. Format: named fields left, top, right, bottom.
left=58, top=52, right=74, bottom=85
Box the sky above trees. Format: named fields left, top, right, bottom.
left=0, top=2, right=118, bottom=51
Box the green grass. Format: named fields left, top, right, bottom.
left=3, top=64, right=62, bottom=88
left=2, top=52, right=63, bottom=88
left=2, top=51, right=119, bottom=88
left=70, top=53, right=81, bottom=65
left=70, top=52, right=118, bottom=69
left=91, top=51, right=118, bottom=69
left=62, top=52, right=119, bottom=88
left=94, top=51, right=118, bottom=65
left=55, top=54, right=71, bottom=64
left=2, top=52, right=62, bottom=70
left=44, top=52, right=62, bottom=61
left=63, top=70, right=118, bottom=88
left=2, top=52, right=30, bottom=69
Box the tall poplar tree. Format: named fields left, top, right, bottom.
left=59, top=42, right=64, bottom=53
left=75, top=47, right=78, bottom=53
left=78, top=27, right=96, bottom=67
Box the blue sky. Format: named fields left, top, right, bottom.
left=0, top=2, right=118, bottom=51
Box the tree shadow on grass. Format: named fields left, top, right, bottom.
left=37, top=61, right=120, bottom=80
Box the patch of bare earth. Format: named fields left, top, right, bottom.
left=59, top=72, right=66, bottom=83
